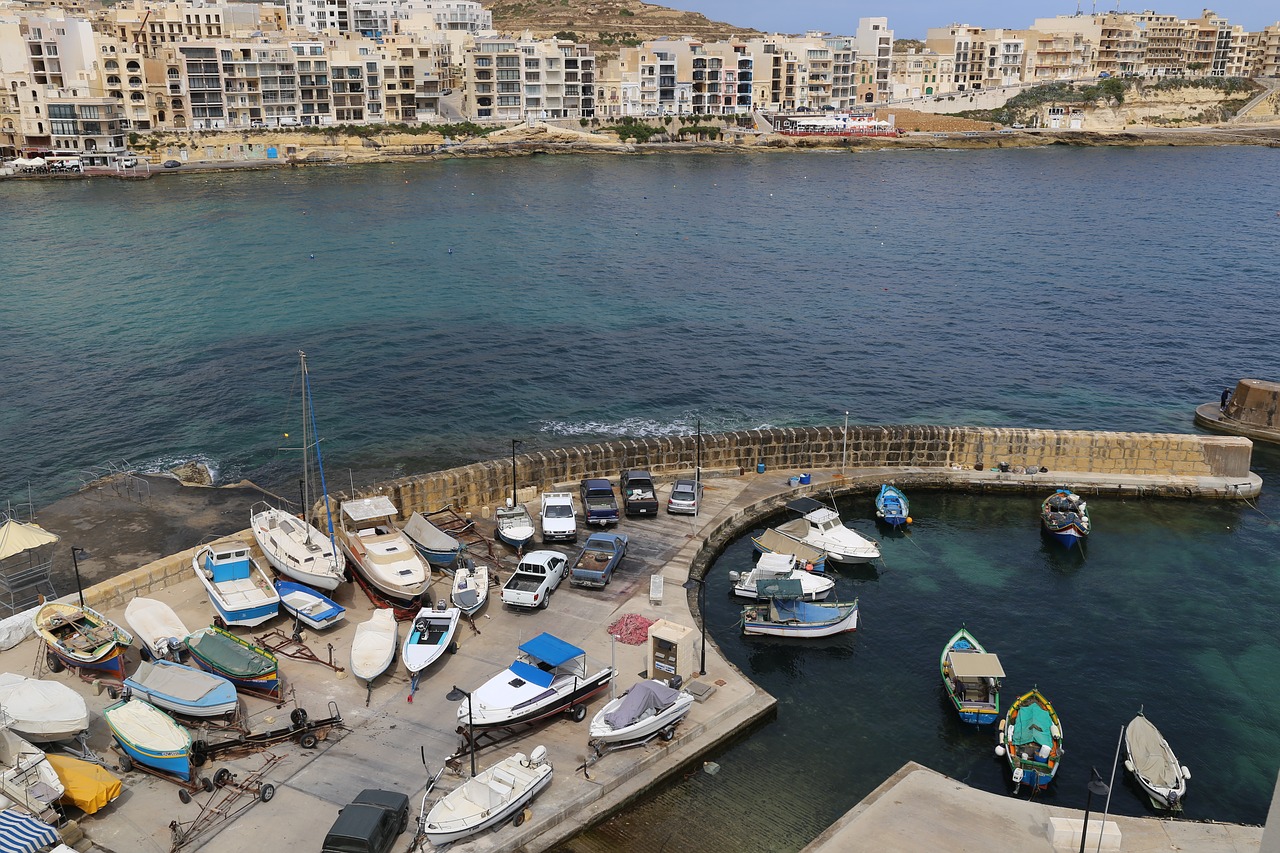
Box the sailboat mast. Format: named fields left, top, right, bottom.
left=300, top=351, right=311, bottom=528
left=303, top=353, right=338, bottom=546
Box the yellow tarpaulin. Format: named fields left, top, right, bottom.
left=46, top=754, right=121, bottom=815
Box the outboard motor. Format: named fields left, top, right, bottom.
left=166, top=637, right=184, bottom=661
left=668, top=674, right=683, bottom=690
left=528, top=745, right=548, bottom=768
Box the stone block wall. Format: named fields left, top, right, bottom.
left=322, top=426, right=1253, bottom=520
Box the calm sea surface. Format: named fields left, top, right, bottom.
left=3, top=147, right=1279, bottom=845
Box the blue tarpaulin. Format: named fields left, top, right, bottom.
left=0, top=809, right=58, bottom=853
left=518, top=632, right=583, bottom=667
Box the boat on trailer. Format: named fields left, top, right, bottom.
left=402, top=603, right=460, bottom=675
left=350, top=609, right=398, bottom=704
left=275, top=580, right=346, bottom=630
left=122, top=660, right=239, bottom=719
left=1040, top=488, right=1090, bottom=548
left=940, top=627, right=1004, bottom=725
left=337, top=496, right=430, bottom=605
left=33, top=602, right=133, bottom=679
left=875, top=484, right=910, bottom=527
left=589, top=679, right=695, bottom=747
left=0, top=727, right=64, bottom=817
left=495, top=504, right=535, bottom=552
left=450, top=561, right=490, bottom=617
left=457, top=632, right=614, bottom=730
left=125, top=597, right=190, bottom=662
left=423, top=746, right=553, bottom=846
left=1124, top=711, right=1189, bottom=810
left=996, top=688, right=1063, bottom=790
left=183, top=626, right=281, bottom=697
left=740, top=578, right=857, bottom=637
left=103, top=697, right=194, bottom=782
left=402, top=511, right=464, bottom=568
left=192, top=540, right=280, bottom=628
left=0, top=673, right=89, bottom=742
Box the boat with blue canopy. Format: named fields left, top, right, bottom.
left=740, top=578, right=858, bottom=638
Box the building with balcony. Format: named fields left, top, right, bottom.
left=462, top=34, right=593, bottom=121
left=890, top=48, right=952, bottom=99
left=853, top=17, right=892, bottom=101
left=926, top=24, right=986, bottom=91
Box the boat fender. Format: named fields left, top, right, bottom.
left=1124, top=759, right=1134, bottom=773
left=994, top=745, right=1005, bottom=757
left=1049, top=724, right=1060, bottom=739
left=1181, top=766, right=1191, bottom=780
left=997, top=718, right=1006, bottom=731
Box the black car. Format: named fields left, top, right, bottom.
left=322, top=789, right=409, bottom=853
left=163, top=160, right=182, bottom=168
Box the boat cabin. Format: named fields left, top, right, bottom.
left=944, top=650, right=1004, bottom=706
left=341, top=496, right=402, bottom=537
left=786, top=497, right=844, bottom=533
left=200, top=542, right=254, bottom=584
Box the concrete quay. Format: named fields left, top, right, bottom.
left=8, top=444, right=1267, bottom=853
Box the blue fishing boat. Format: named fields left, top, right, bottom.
left=33, top=602, right=133, bottom=679
left=875, top=484, right=910, bottom=527
left=996, top=689, right=1063, bottom=790
left=192, top=540, right=280, bottom=627
left=122, top=660, right=239, bottom=719
left=403, top=511, right=464, bottom=568
left=103, top=697, right=193, bottom=781
left=275, top=580, right=346, bottom=630
left=1040, top=489, right=1090, bottom=548
left=940, top=627, right=1004, bottom=725
left=183, top=626, right=281, bottom=697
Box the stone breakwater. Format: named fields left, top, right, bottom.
left=333, top=425, right=1258, bottom=521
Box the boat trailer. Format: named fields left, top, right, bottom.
left=169, top=752, right=283, bottom=852
left=580, top=723, right=682, bottom=773
left=445, top=704, right=587, bottom=773
left=253, top=628, right=345, bottom=673
left=191, top=701, right=344, bottom=764
left=111, top=745, right=213, bottom=804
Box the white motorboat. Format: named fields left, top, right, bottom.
left=589, top=679, right=695, bottom=746
left=125, top=597, right=190, bottom=662
left=729, top=552, right=834, bottom=601
left=779, top=497, right=880, bottom=564
left=450, top=561, right=490, bottom=617
left=249, top=351, right=345, bottom=591
left=402, top=511, right=464, bottom=569
left=338, top=496, right=430, bottom=604
left=495, top=504, right=535, bottom=551
left=402, top=603, right=460, bottom=675
left=457, top=632, right=614, bottom=729
left=0, top=727, right=64, bottom=817
left=192, top=540, right=281, bottom=627
left=1124, top=712, right=1190, bottom=810
left=350, top=608, right=398, bottom=687
left=424, top=745, right=553, bottom=846
left=0, top=673, right=89, bottom=742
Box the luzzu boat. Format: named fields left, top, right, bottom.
left=875, top=484, right=910, bottom=527
left=34, top=602, right=133, bottom=679
left=1040, top=488, right=1090, bottom=548
left=940, top=627, right=1004, bottom=725
left=103, top=697, right=193, bottom=781
left=183, top=626, right=281, bottom=697
left=996, top=688, right=1063, bottom=790
left=122, top=660, right=239, bottom=719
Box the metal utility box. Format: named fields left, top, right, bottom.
left=648, top=619, right=695, bottom=681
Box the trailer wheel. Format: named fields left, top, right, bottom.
left=299, top=732, right=319, bottom=749
left=568, top=704, right=586, bottom=723
left=259, top=784, right=276, bottom=803
left=446, top=641, right=459, bottom=655
left=191, top=741, right=208, bottom=767
left=660, top=726, right=676, bottom=742
left=46, top=651, right=65, bottom=673
left=201, top=777, right=214, bottom=792
left=118, top=754, right=133, bottom=773
left=213, top=768, right=232, bottom=788
left=513, top=809, right=527, bottom=827
left=290, top=708, right=309, bottom=726
left=106, top=686, right=119, bottom=700
left=178, top=789, right=191, bottom=805
left=139, top=645, right=152, bottom=662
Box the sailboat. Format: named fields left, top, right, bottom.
left=250, top=351, right=345, bottom=591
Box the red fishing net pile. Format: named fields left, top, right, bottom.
left=607, top=614, right=656, bottom=645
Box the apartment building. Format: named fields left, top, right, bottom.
left=1182, top=10, right=1248, bottom=76
left=401, top=0, right=490, bottom=33
left=852, top=17, right=892, bottom=101
left=1033, top=14, right=1146, bottom=77
left=825, top=36, right=856, bottom=111
left=1253, top=23, right=1280, bottom=77
left=926, top=25, right=986, bottom=91
left=462, top=34, right=594, bottom=121
left=1134, top=12, right=1186, bottom=76
left=890, top=48, right=952, bottom=99
left=744, top=39, right=800, bottom=111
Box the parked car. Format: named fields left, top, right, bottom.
left=539, top=492, right=577, bottom=543
left=1011, top=123, right=1026, bottom=129
left=162, top=160, right=181, bottom=168
left=500, top=550, right=567, bottom=609
left=619, top=469, right=658, bottom=517
left=441, top=88, right=453, bottom=95
left=667, top=479, right=704, bottom=515
left=569, top=532, right=628, bottom=589
left=579, top=478, right=619, bottom=527
left=322, top=789, right=409, bottom=853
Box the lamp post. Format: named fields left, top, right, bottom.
left=510, top=439, right=523, bottom=508
left=70, top=547, right=88, bottom=608
left=695, top=418, right=701, bottom=517
left=681, top=577, right=707, bottom=676
left=1079, top=766, right=1110, bottom=853
left=842, top=410, right=849, bottom=477
left=445, top=686, right=476, bottom=778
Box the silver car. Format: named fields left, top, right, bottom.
left=667, top=479, right=703, bottom=515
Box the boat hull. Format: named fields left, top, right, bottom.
left=0, top=674, right=89, bottom=741
left=588, top=691, right=695, bottom=744
left=183, top=628, right=281, bottom=695
left=275, top=581, right=346, bottom=630
left=350, top=610, right=398, bottom=684
left=876, top=485, right=910, bottom=527
left=742, top=601, right=857, bottom=637
left=34, top=603, right=133, bottom=679
left=450, top=564, right=489, bottom=617
left=424, top=758, right=552, bottom=845
left=941, top=628, right=1002, bottom=726
left=402, top=607, right=460, bottom=674
left=123, top=660, right=239, bottom=718
left=339, top=538, right=430, bottom=604
left=192, top=544, right=281, bottom=628
left=1124, top=714, right=1187, bottom=810
left=104, top=699, right=192, bottom=781
left=465, top=669, right=614, bottom=730
left=250, top=506, right=345, bottom=591
left=998, top=689, right=1062, bottom=790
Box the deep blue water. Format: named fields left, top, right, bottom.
left=3, top=147, right=1280, bottom=845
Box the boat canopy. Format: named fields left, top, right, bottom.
left=509, top=659, right=554, bottom=689
left=0, top=519, right=59, bottom=560
left=605, top=679, right=680, bottom=729
left=0, top=808, right=60, bottom=852
left=342, top=496, right=399, bottom=523
left=1011, top=700, right=1055, bottom=748
left=786, top=497, right=829, bottom=517
left=948, top=652, right=1005, bottom=679
left=519, top=632, right=583, bottom=667
left=754, top=552, right=795, bottom=577
left=46, top=753, right=121, bottom=815
left=755, top=577, right=805, bottom=599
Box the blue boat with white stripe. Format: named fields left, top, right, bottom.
left=875, top=484, right=910, bottom=528
left=104, top=697, right=194, bottom=781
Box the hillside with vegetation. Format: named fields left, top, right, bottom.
left=489, top=0, right=762, bottom=49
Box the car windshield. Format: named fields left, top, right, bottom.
left=545, top=505, right=572, bottom=518
left=672, top=488, right=694, bottom=501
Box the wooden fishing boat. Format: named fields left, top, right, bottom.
left=350, top=609, right=398, bottom=687
left=450, top=561, right=490, bottom=617
left=875, top=484, right=910, bottom=527
left=122, top=660, right=239, bottom=719
left=402, top=604, right=460, bottom=675
left=996, top=688, right=1063, bottom=790
left=192, top=540, right=280, bottom=628
left=1124, top=711, right=1190, bottom=810
left=33, top=601, right=133, bottom=679
left=740, top=578, right=857, bottom=637
left=729, top=552, right=833, bottom=601
left=778, top=497, right=880, bottom=564
left=0, top=673, right=89, bottom=742
left=249, top=351, right=345, bottom=591
left=750, top=527, right=826, bottom=572
left=940, top=627, right=1004, bottom=725
left=103, top=697, right=193, bottom=781
left=125, top=597, right=190, bottom=662
left=403, top=511, right=464, bottom=568
left=1040, top=488, right=1090, bottom=548
left=337, top=496, right=430, bottom=604
left=495, top=504, right=535, bottom=551
left=589, top=680, right=695, bottom=745
left=424, top=746, right=553, bottom=846
left=183, top=626, right=280, bottom=696
left=274, top=580, right=346, bottom=631
left=458, top=633, right=613, bottom=729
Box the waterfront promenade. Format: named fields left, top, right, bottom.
left=3, top=430, right=1268, bottom=851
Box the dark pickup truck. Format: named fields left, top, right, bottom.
left=322, top=789, right=409, bottom=853
left=620, top=469, right=659, bottom=516
left=580, top=478, right=620, bottom=526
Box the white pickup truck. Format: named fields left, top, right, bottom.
left=500, top=550, right=567, bottom=609
left=540, top=492, right=578, bottom=543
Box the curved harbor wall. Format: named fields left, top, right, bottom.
left=333, top=425, right=1255, bottom=518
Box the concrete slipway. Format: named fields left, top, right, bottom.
left=6, top=465, right=1269, bottom=853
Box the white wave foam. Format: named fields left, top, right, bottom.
left=134, top=453, right=227, bottom=485
left=538, top=415, right=775, bottom=439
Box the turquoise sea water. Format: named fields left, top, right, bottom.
left=3, top=147, right=1280, bottom=845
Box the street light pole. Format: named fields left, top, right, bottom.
left=510, top=439, right=522, bottom=508
left=1079, top=767, right=1110, bottom=853
left=682, top=577, right=707, bottom=676
left=445, top=686, right=476, bottom=777
left=842, top=411, right=849, bottom=476
left=70, top=547, right=88, bottom=608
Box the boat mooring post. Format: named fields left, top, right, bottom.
left=70, top=546, right=89, bottom=608
left=1079, top=767, right=1109, bottom=853
left=446, top=685, right=476, bottom=778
